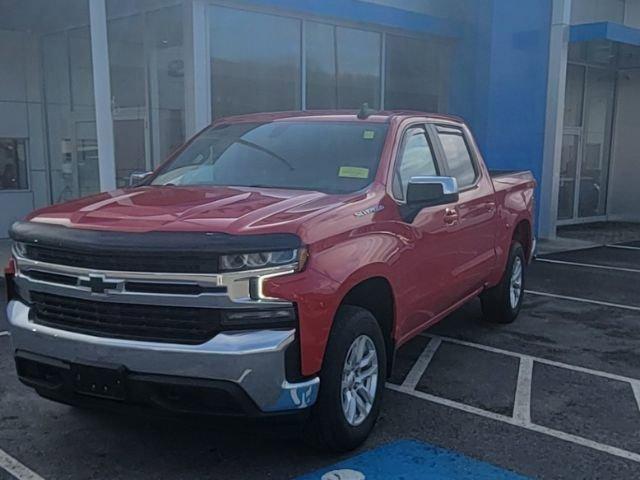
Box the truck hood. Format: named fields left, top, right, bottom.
left=26, top=186, right=359, bottom=235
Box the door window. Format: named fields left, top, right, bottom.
left=392, top=127, right=438, bottom=201
left=437, top=126, right=477, bottom=188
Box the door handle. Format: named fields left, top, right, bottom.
left=444, top=208, right=459, bottom=224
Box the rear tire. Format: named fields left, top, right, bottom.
left=481, top=242, right=526, bottom=324
left=303, top=306, right=386, bottom=452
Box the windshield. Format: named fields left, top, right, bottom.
left=150, top=121, right=389, bottom=194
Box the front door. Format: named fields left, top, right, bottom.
left=391, top=124, right=459, bottom=336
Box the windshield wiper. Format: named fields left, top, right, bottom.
left=234, top=139, right=295, bottom=171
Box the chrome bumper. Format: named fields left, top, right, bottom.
left=6, top=300, right=319, bottom=413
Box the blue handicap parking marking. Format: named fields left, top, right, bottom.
left=297, top=440, right=529, bottom=480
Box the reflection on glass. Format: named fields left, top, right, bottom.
left=42, top=19, right=100, bottom=204
left=393, top=128, right=437, bottom=200
left=563, top=64, right=584, bottom=128
left=0, top=139, right=28, bottom=190
left=385, top=34, right=447, bottom=112
left=210, top=6, right=301, bottom=118
left=151, top=122, right=388, bottom=194
left=335, top=27, right=381, bottom=109
left=148, top=6, right=185, bottom=165
left=558, top=134, right=579, bottom=220
left=108, top=15, right=145, bottom=110
left=438, top=130, right=476, bottom=188
left=579, top=69, right=615, bottom=218
left=305, top=22, right=337, bottom=109
left=108, top=14, right=147, bottom=186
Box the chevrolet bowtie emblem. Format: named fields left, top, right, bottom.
left=78, top=274, right=121, bottom=294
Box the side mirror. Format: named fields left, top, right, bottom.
left=401, top=176, right=459, bottom=223
left=129, top=171, right=153, bottom=187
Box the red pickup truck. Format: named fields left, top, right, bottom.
left=5, top=110, right=535, bottom=451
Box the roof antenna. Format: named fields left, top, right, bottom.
left=357, top=102, right=376, bottom=120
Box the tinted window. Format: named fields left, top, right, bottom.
left=305, top=22, right=337, bottom=109
left=393, top=127, right=438, bottom=200
left=335, top=27, right=381, bottom=109
left=437, top=127, right=477, bottom=188
left=209, top=7, right=301, bottom=118
left=151, top=122, right=388, bottom=194
left=305, top=24, right=381, bottom=109
left=385, top=34, right=448, bottom=112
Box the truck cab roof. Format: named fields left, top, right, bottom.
left=211, top=110, right=465, bottom=126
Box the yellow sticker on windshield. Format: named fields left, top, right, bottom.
left=363, top=130, right=375, bottom=140
left=339, top=166, right=370, bottom=179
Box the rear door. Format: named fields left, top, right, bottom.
left=429, top=123, right=497, bottom=304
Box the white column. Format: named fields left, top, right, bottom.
left=89, top=0, right=116, bottom=191
left=184, top=0, right=211, bottom=136
left=539, top=0, right=572, bottom=239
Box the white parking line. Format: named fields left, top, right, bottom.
left=513, top=357, right=533, bottom=425
left=387, top=383, right=640, bottom=464
left=607, top=244, right=640, bottom=252
left=536, top=257, right=640, bottom=274
left=0, top=448, right=45, bottom=480
left=401, top=337, right=441, bottom=390
left=525, top=290, right=640, bottom=312
left=422, top=334, right=640, bottom=385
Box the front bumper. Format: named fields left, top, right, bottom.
left=6, top=300, right=319, bottom=415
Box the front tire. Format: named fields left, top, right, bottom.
left=481, top=242, right=526, bottom=324
left=303, top=306, right=386, bottom=452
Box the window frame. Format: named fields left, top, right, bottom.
left=206, top=0, right=452, bottom=118
left=390, top=123, right=442, bottom=203
left=432, top=123, right=480, bottom=192
left=0, top=137, right=30, bottom=192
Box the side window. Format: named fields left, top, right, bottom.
left=437, top=126, right=477, bottom=189
left=392, top=127, right=438, bottom=201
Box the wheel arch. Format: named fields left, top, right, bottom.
left=339, top=276, right=396, bottom=377
left=512, top=218, right=533, bottom=262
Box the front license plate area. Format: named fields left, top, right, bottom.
left=72, top=364, right=126, bottom=401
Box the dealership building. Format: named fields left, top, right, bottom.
left=0, top=0, right=639, bottom=239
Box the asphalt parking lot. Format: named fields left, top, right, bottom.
left=2, top=241, right=640, bottom=479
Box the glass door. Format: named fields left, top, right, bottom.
left=558, top=63, right=616, bottom=223
left=578, top=68, right=615, bottom=218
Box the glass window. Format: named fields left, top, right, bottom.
left=335, top=27, right=381, bottom=109
left=557, top=134, right=579, bottom=220
left=148, top=6, right=185, bottom=164
left=210, top=7, right=301, bottom=119
left=393, top=127, right=438, bottom=200
left=564, top=64, right=585, bottom=127
left=579, top=68, right=615, bottom=218
left=108, top=14, right=145, bottom=110
left=437, top=127, right=477, bottom=188
left=0, top=139, right=28, bottom=190
left=305, top=22, right=337, bottom=109
left=385, top=34, right=447, bottom=112
left=42, top=18, right=100, bottom=204
left=151, top=121, right=388, bottom=194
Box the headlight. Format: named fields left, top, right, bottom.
left=219, top=248, right=306, bottom=272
